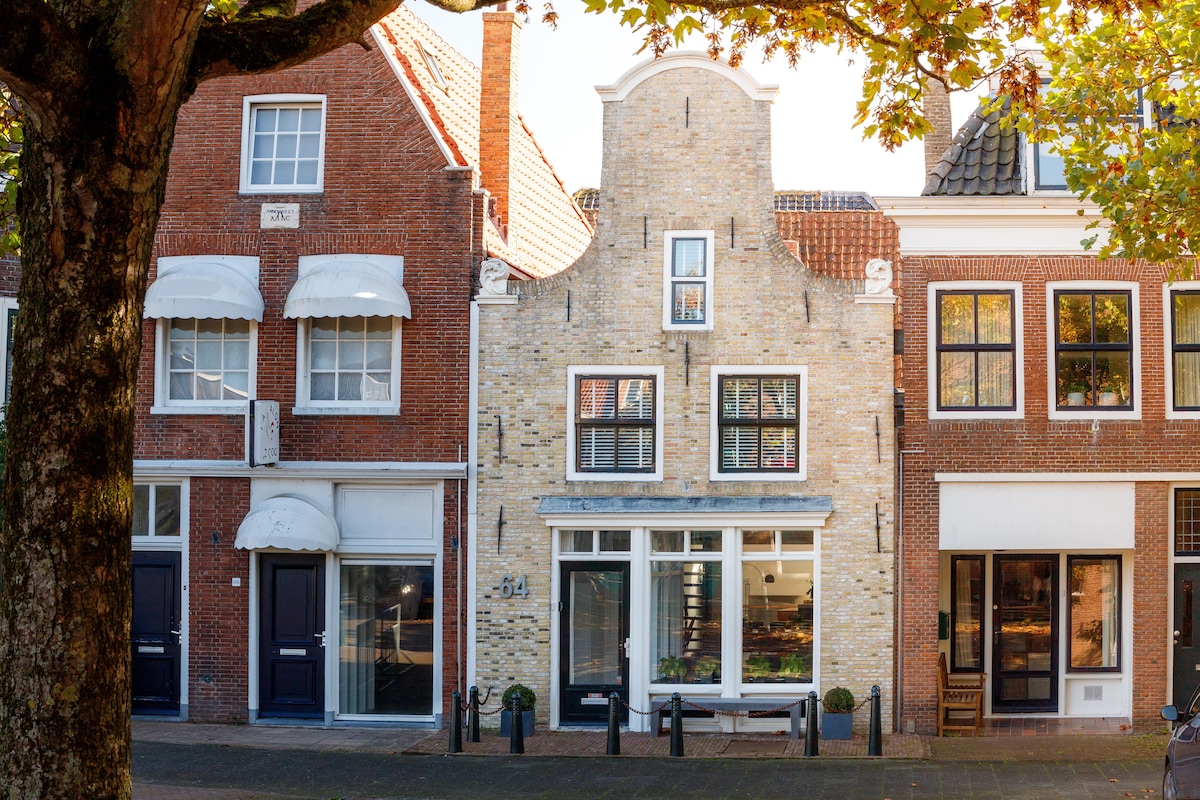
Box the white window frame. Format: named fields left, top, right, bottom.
left=1045, top=281, right=1141, bottom=421
left=709, top=365, right=808, bottom=482
left=293, top=316, right=402, bottom=415
left=1166, top=282, right=1200, bottom=420
left=239, top=94, right=327, bottom=195
left=152, top=318, right=257, bottom=415
left=662, top=230, right=715, bottom=332
left=927, top=281, right=1024, bottom=420
left=131, top=480, right=187, bottom=543
left=0, top=296, right=17, bottom=409
left=566, top=365, right=664, bottom=482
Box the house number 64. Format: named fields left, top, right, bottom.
left=500, top=574, right=528, bottom=599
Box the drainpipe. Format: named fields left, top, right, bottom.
left=897, top=447, right=924, bottom=733
left=467, top=300, right=480, bottom=694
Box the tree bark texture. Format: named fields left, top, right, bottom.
left=0, top=11, right=198, bottom=796
left=0, top=1, right=420, bottom=796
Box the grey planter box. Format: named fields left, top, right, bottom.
left=500, top=709, right=535, bottom=737
left=822, top=711, right=853, bottom=740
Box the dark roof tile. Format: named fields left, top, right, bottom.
left=923, top=96, right=1024, bottom=196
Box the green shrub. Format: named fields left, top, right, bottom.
left=502, top=683, right=536, bottom=712
left=822, top=686, right=854, bottom=713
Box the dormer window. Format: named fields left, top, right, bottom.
left=1032, top=81, right=1144, bottom=192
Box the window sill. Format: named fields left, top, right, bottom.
left=151, top=405, right=247, bottom=416
left=1047, top=409, right=1140, bottom=422
left=292, top=406, right=398, bottom=416
left=238, top=188, right=323, bottom=196
left=709, top=471, right=807, bottom=482
left=929, top=409, right=1024, bottom=421
left=567, top=471, right=663, bottom=483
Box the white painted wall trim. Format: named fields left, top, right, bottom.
left=935, top=472, right=1200, bottom=482
left=878, top=195, right=1109, bottom=255
left=133, top=460, right=467, bottom=480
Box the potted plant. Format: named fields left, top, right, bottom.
left=778, top=653, right=807, bottom=680
left=744, top=654, right=772, bottom=681
left=658, top=654, right=686, bottom=682
left=499, top=683, right=536, bottom=737
left=1065, top=382, right=1089, bottom=406
left=821, top=686, right=855, bottom=740
left=692, top=655, right=720, bottom=682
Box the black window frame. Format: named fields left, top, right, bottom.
left=1172, top=290, right=1200, bottom=411
left=1065, top=554, right=1122, bottom=673
left=1053, top=289, right=1134, bottom=411
left=574, top=374, right=657, bottom=474
left=716, top=374, right=801, bottom=474
left=935, top=290, right=1017, bottom=412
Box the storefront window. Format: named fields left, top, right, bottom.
left=649, top=530, right=722, bottom=683
left=740, top=530, right=815, bottom=684
left=339, top=562, right=434, bottom=715
left=951, top=556, right=984, bottom=671
left=1068, top=556, right=1121, bottom=671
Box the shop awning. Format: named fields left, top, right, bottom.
left=283, top=259, right=412, bottom=319
left=235, top=495, right=339, bottom=552
left=144, top=260, right=264, bottom=321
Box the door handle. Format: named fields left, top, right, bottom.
left=315, top=631, right=327, bottom=648
left=170, top=629, right=181, bottom=637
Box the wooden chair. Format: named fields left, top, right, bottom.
left=937, top=652, right=984, bottom=736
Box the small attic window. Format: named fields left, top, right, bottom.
left=418, top=43, right=448, bottom=92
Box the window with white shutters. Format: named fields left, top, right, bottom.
left=575, top=375, right=656, bottom=473
left=718, top=375, right=799, bottom=473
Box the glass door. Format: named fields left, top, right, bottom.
left=558, top=562, right=629, bottom=725
left=992, top=555, right=1059, bottom=712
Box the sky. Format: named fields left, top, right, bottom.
left=410, top=1, right=983, bottom=198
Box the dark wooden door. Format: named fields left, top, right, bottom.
left=259, top=554, right=326, bottom=718
left=131, top=551, right=182, bottom=714
left=1174, top=564, right=1200, bottom=709
left=558, top=562, right=629, bottom=725
left=992, top=555, right=1059, bottom=712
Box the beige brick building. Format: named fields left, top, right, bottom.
left=471, top=54, right=898, bottom=734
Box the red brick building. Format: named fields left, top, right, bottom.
left=883, top=97, right=1198, bottom=733
left=128, top=6, right=590, bottom=725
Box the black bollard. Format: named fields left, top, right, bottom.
left=868, top=685, right=883, bottom=757
left=804, top=691, right=819, bottom=757
left=468, top=686, right=481, bottom=743
left=449, top=691, right=463, bottom=753
left=606, top=692, right=621, bottom=755
left=669, top=692, right=684, bottom=757
left=509, top=693, right=525, bottom=754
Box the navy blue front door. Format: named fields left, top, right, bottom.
left=259, top=554, right=326, bottom=718
left=132, top=551, right=182, bottom=714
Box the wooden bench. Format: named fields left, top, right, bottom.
left=937, top=652, right=984, bottom=736
left=650, top=696, right=807, bottom=739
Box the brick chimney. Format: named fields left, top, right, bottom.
left=480, top=8, right=522, bottom=237
left=923, top=77, right=953, bottom=180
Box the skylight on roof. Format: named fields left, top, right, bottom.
left=418, top=42, right=447, bottom=91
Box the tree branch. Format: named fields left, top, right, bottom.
left=0, top=0, right=90, bottom=127
left=190, top=0, right=414, bottom=84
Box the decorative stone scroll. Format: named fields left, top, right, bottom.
left=479, top=258, right=511, bottom=297
left=856, top=258, right=897, bottom=304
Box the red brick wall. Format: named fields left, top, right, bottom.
left=187, top=477, right=251, bottom=723
left=140, top=40, right=479, bottom=722
left=899, top=255, right=1194, bottom=733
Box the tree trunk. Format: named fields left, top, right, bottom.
left=0, top=82, right=180, bottom=799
